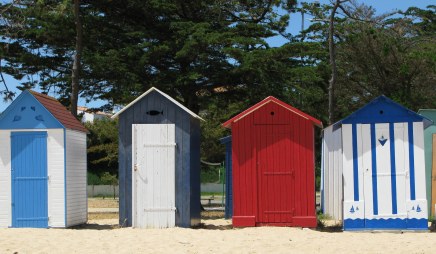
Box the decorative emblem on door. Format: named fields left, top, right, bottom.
left=350, top=205, right=355, bottom=213
left=378, top=135, right=388, bottom=146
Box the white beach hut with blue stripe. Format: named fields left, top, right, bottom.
left=0, top=90, right=88, bottom=228
left=321, top=96, right=432, bottom=230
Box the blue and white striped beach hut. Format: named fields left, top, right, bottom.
left=321, top=96, right=432, bottom=230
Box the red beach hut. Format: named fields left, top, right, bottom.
left=223, top=96, right=322, bottom=227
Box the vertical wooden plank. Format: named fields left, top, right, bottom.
left=412, top=122, right=426, bottom=200
left=225, top=138, right=233, bottom=218
left=342, top=124, right=354, bottom=202
left=292, top=114, right=300, bottom=217
left=173, top=106, right=182, bottom=226
left=320, top=128, right=326, bottom=215
left=432, top=134, right=436, bottom=217
left=250, top=114, right=258, bottom=222
left=126, top=107, right=134, bottom=227
left=189, top=118, right=201, bottom=226
left=233, top=121, right=239, bottom=218
left=307, top=123, right=316, bottom=218
left=394, top=123, right=407, bottom=217
left=327, top=126, right=334, bottom=217
left=362, top=124, right=373, bottom=219
left=131, top=125, right=137, bottom=227
left=334, top=127, right=341, bottom=219
left=118, top=114, right=126, bottom=226
left=242, top=117, right=248, bottom=217
left=374, top=123, right=392, bottom=216
left=180, top=111, right=191, bottom=227
left=245, top=116, right=252, bottom=215
left=337, top=127, right=343, bottom=221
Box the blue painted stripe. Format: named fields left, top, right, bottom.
left=343, top=218, right=428, bottom=230
left=389, top=123, right=397, bottom=214
left=408, top=122, right=416, bottom=200
left=352, top=124, right=359, bottom=201
left=64, top=129, right=67, bottom=227
left=370, top=123, right=378, bottom=215
left=343, top=218, right=365, bottom=230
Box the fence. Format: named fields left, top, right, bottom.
left=87, top=184, right=225, bottom=197
left=87, top=185, right=119, bottom=197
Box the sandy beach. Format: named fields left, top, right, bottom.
left=1, top=218, right=435, bottom=254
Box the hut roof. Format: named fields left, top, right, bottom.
left=29, top=90, right=88, bottom=133
left=336, top=95, right=432, bottom=128
left=111, top=87, right=203, bottom=121
left=222, top=96, right=322, bottom=128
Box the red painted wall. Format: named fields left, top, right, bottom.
left=231, top=101, right=317, bottom=227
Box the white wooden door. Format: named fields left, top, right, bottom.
left=132, top=124, right=176, bottom=228
left=362, top=123, right=407, bottom=224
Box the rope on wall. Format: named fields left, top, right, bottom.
left=200, top=160, right=221, bottom=166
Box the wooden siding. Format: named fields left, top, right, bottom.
left=342, top=122, right=428, bottom=230
left=118, top=90, right=200, bottom=228
left=231, top=101, right=317, bottom=227
left=0, top=129, right=65, bottom=228
left=220, top=136, right=233, bottom=219
left=189, top=118, right=201, bottom=226
left=321, top=125, right=343, bottom=221
left=46, top=129, right=66, bottom=227
left=418, top=110, right=436, bottom=216
left=430, top=133, right=436, bottom=216
left=0, top=130, right=12, bottom=227
left=65, top=129, right=87, bottom=227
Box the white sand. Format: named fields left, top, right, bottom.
left=0, top=219, right=435, bottom=253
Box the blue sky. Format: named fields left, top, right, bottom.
left=0, top=0, right=434, bottom=111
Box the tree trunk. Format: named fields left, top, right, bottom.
left=328, top=1, right=340, bottom=125
left=71, top=0, right=82, bottom=117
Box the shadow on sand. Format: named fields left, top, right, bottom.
left=70, top=223, right=120, bottom=230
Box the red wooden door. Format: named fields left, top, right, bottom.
left=256, top=125, right=294, bottom=224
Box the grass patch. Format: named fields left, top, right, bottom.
left=316, top=212, right=342, bottom=232
left=201, top=192, right=224, bottom=196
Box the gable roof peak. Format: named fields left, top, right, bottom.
left=222, top=96, right=322, bottom=128
left=28, top=90, right=88, bottom=133
left=111, top=87, right=203, bottom=120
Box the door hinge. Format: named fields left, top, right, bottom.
left=134, top=164, right=138, bottom=171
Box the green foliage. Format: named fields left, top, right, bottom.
left=87, top=171, right=102, bottom=185
left=201, top=164, right=225, bottom=184
left=85, top=119, right=118, bottom=177
left=1, top=1, right=436, bottom=188
left=100, top=172, right=118, bottom=186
